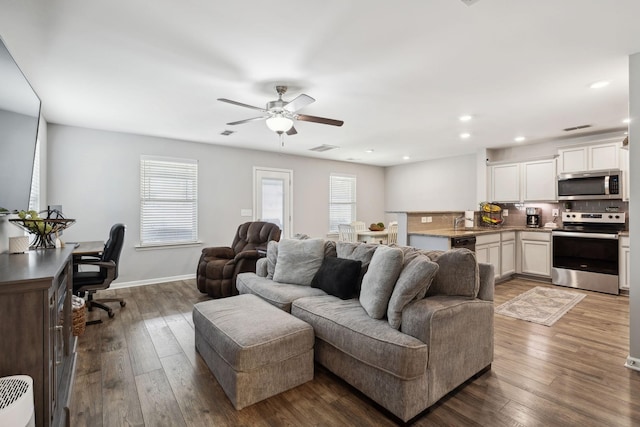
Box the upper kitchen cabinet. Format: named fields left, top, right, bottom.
left=558, top=140, right=621, bottom=173
left=489, top=158, right=556, bottom=203
left=490, top=163, right=520, bottom=202
left=522, top=159, right=556, bottom=201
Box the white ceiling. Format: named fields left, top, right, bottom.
left=1, top=0, right=638, bottom=166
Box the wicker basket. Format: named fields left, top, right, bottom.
left=72, top=295, right=86, bottom=336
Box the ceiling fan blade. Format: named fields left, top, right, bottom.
left=218, top=98, right=267, bottom=112
left=283, top=94, right=315, bottom=112
left=227, top=116, right=269, bottom=126
left=286, top=126, right=298, bottom=136
left=296, top=114, right=344, bottom=127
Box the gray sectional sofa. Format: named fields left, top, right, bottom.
left=235, top=239, right=494, bottom=422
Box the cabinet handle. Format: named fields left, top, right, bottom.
left=55, top=325, right=63, bottom=365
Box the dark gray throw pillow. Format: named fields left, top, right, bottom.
left=311, top=257, right=362, bottom=299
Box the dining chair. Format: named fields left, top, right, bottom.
left=350, top=221, right=366, bottom=232
left=338, top=224, right=357, bottom=242
left=387, top=223, right=399, bottom=245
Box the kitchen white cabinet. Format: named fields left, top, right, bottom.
left=558, top=141, right=621, bottom=173
left=500, top=231, right=516, bottom=277
left=476, top=233, right=501, bottom=279
left=520, top=231, right=551, bottom=277
left=621, top=147, right=630, bottom=201
left=490, top=163, right=520, bottom=202
left=620, top=236, right=630, bottom=290
left=522, top=159, right=557, bottom=201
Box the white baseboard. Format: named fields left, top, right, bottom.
left=111, top=274, right=196, bottom=289
left=625, top=356, right=640, bottom=371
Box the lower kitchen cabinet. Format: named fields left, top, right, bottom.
left=476, top=233, right=501, bottom=280
left=620, top=236, right=630, bottom=290
left=520, top=231, right=551, bottom=277
left=500, top=231, right=516, bottom=277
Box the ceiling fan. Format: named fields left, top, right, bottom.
left=218, top=85, right=344, bottom=136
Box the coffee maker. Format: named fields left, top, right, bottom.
left=526, top=207, right=541, bottom=228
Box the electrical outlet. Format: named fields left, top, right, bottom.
left=503, top=209, right=509, bottom=217
left=426, top=216, right=432, bottom=223
left=421, top=217, right=427, bottom=223
left=552, top=209, right=559, bottom=217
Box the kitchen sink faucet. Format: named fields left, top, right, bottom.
left=454, top=216, right=466, bottom=231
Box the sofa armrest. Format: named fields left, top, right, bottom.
left=201, top=246, right=234, bottom=259
left=234, top=250, right=262, bottom=261
left=256, top=258, right=268, bottom=277
left=477, top=262, right=495, bottom=302
left=401, top=296, right=494, bottom=403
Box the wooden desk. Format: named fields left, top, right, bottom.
left=72, top=240, right=104, bottom=256
left=357, top=230, right=388, bottom=244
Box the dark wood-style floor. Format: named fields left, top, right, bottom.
left=70, top=278, right=640, bottom=426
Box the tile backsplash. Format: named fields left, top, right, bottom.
left=499, top=200, right=629, bottom=229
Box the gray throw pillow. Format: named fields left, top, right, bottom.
left=424, top=248, right=479, bottom=298
left=273, top=238, right=325, bottom=286
left=387, top=256, right=439, bottom=329
left=359, top=245, right=404, bottom=319
left=266, top=240, right=279, bottom=279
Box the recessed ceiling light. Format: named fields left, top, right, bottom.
left=460, top=133, right=471, bottom=139
left=514, top=136, right=525, bottom=142
left=589, top=80, right=610, bottom=89
left=459, top=115, right=472, bottom=122
left=623, top=118, right=631, bottom=123
left=365, top=149, right=374, bottom=153
left=402, top=156, right=411, bottom=160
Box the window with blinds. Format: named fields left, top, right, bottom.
left=140, top=156, right=198, bottom=246
left=329, top=173, right=356, bottom=233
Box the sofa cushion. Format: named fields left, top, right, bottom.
left=336, top=241, right=378, bottom=292
left=423, top=249, right=479, bottom=298
left=387, top=256, right=439, bottom=329
left=292, top=295, right=428, bottom=380
left=311, top=257, right=362, bottom=300
left=266, top=240, right=279, bottom=279
left=236, top=272, right=327, bottom=312
left=273, top=238, right=325, bottom=286
left=359, top=246, right=404, bottom=319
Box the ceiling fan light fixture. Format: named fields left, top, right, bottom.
left=266, top=115, right=293, bottom=133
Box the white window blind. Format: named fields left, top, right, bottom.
left=329, top=173, right=356, bottom=232
left=140, top=156, right=198, bottom=245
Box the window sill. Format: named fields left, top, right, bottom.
left=135, top=241, right=203, bottom=251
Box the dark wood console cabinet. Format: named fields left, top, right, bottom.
left=0, top=247, right=77, bottom=427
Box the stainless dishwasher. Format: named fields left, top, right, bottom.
left=450, top=236, right=476, bottom=251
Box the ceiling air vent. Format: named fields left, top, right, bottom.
left=220, top=130, right=235, bottom=136
left=309, top=144, right=339, bottom=152
left=460, top=0, right=481, bottom=5
left=563, top=124, right=592, bottom=132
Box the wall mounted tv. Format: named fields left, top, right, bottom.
left=0, top=35, right=41, bottom=212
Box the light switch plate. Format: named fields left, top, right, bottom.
left=503, top=209, right=509, bottom=217
left=421, top=217, right=427, bottom=223
left=426, top=217, right=432, bottom=223
left=552, top=209, right=559, bottom=217
left=240, top=208, right=253, bottom=217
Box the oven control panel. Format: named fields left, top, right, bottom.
left=561, top=211, right=626, bottom=224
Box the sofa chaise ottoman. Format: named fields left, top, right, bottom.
left=192, top=294, right=314, bottom=409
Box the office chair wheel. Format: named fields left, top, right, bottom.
left=108, top=310, right=115, bottom=318
left=120, top=301, right=126, bottom=307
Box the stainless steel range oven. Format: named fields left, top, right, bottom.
left=552, top=212, right=625, bottom=295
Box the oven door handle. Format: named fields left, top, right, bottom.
left=552, top=231, right=619, bottom=240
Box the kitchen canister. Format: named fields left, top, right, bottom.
left=464, top=210, right=475, bottom=228
left=9, top=236, right=29, bottom=253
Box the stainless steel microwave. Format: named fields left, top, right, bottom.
left=557, top=170, right=622, bottom=200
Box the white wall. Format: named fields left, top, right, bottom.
left=628, top=52, right=640, bottom=368
left=384, top=153, right=478, bottom=212
left=47, top=124, right=385, bottom=285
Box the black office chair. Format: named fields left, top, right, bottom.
left=74, top=223, right=126, bottom=321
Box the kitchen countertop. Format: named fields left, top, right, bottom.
left=410, top=226, right=630, bottom=238
left=409, top=226, right=556, bottom=238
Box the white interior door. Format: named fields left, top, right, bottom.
left=254, top=167, right=292, bottom=238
